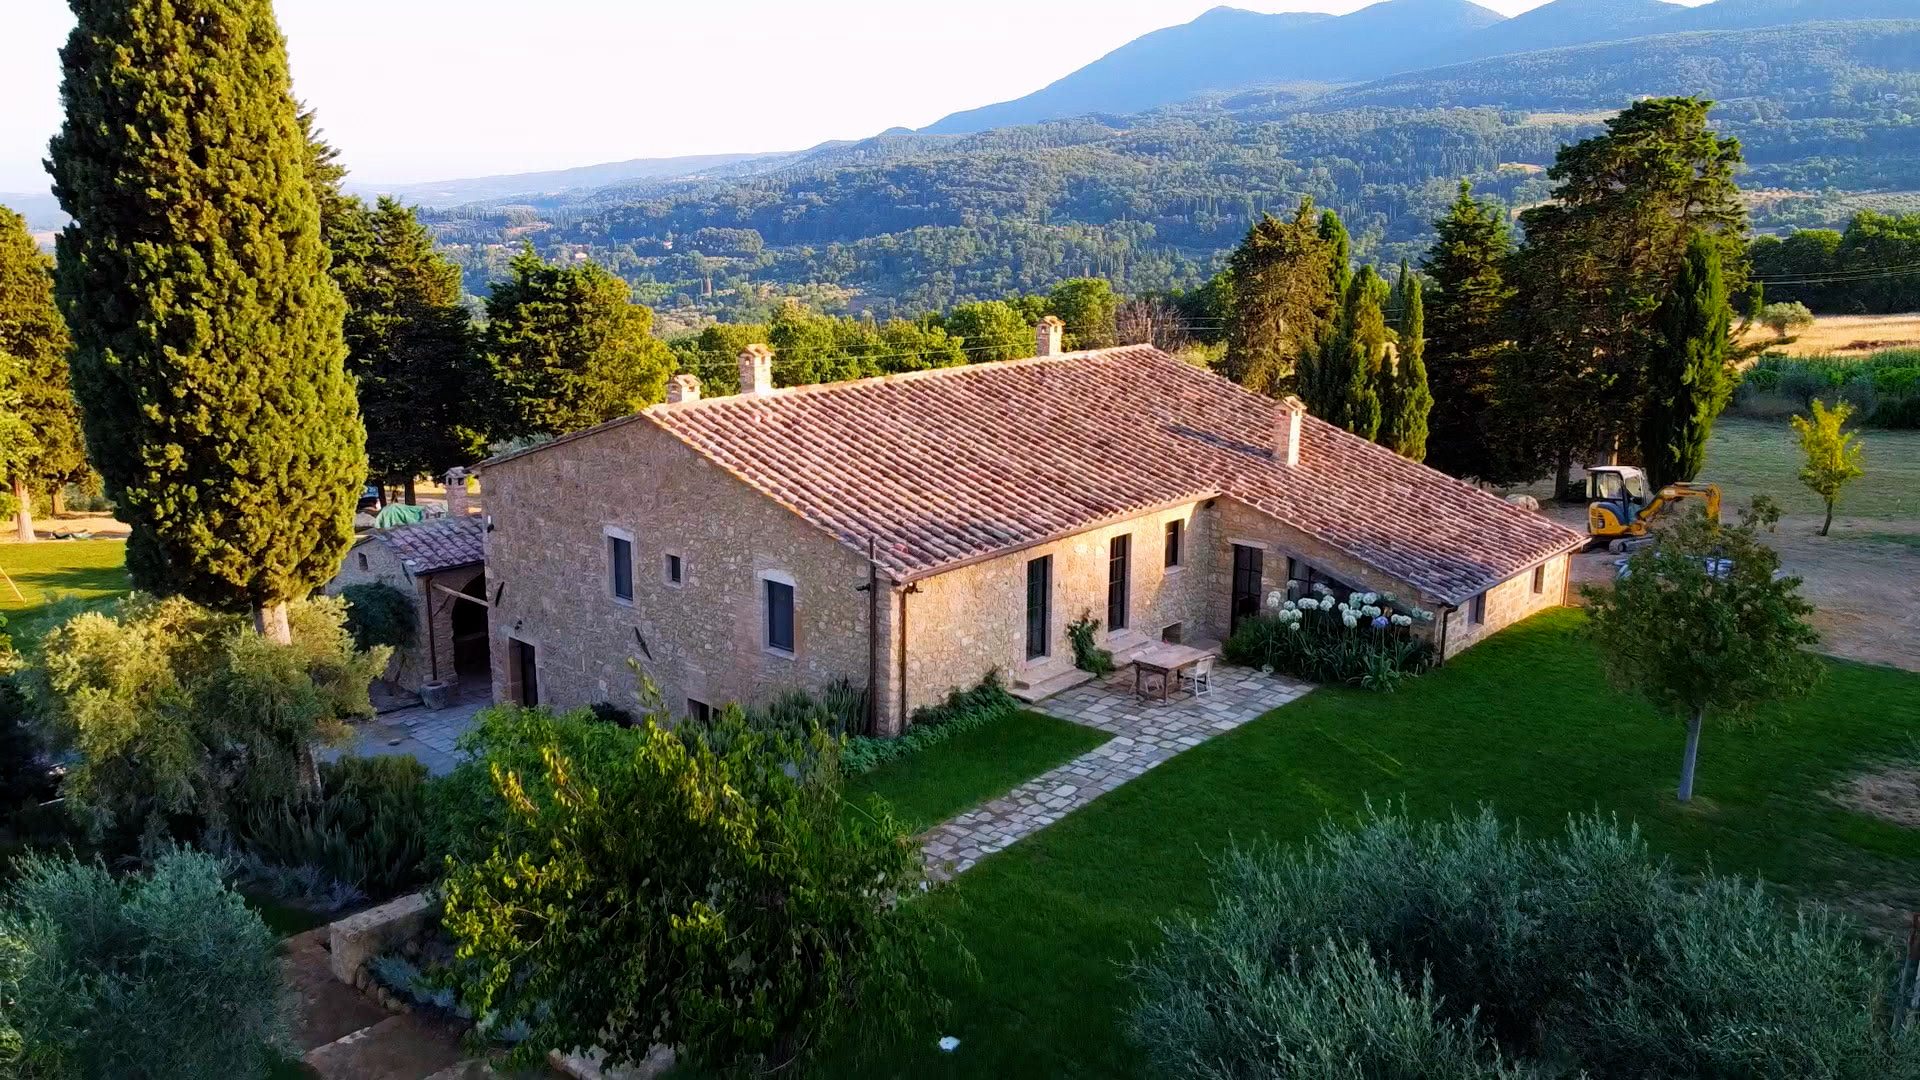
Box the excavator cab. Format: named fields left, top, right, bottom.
left=1587, top=466, right=1652, bottom=538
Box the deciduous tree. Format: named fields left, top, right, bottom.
left=0, top=208, right=86, bottom=543
left=49, top=0, right=364, bottom=642
left=941, top=299, right=1030, bottom=362
left=483, top=247, right=672, bottom=437
left=1641, top=231, right=1734, bottom=489
left=1583, top=511, right=1822, bottom=801
left=1048, top=277, right=1119, bottom=350
left=1791, top=398, right=1866, bottom=536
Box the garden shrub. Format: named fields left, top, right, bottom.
left=588, top=700, right=637, bottom=727
left=1224, top=584, right=1434, bottom=687
left=1129, top=806, right=1920, bottom=1080
left=437, top=700, right=940, bottom=1075
left=231, top=754, right=433, bottom=905
left=0, top=848, right=290, bottom=1080
left=841, top=671, right=1020, bottom=773
left=24, top=593, right=388, bottom=845
left=338, top=581, right=417, bottom=652
left=743, top=676, right=869, bottom=739
left=1066, top=613, right=1115, bottom=676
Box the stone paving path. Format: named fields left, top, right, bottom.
left=921, top=664, right=1311, bottom=879
left=325, top=694, right=490, bottom=775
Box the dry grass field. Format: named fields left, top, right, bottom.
left=1759, top=312, right=1920, bottom=356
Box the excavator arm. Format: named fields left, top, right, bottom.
left=1640, top=483, right=1721, bottom=526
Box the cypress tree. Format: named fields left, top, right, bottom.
left=1422, top=181, right=1518, bottom=481
left=0, top=207, right=86, bottom=542
left=49, top=0, right=364, bottom=643
left=1641, top=231, right=1733, bottom=489
left=1318, top=209, right=1352, bottom=302
left=1382, top=265, right=1432, bottom=461
left=1311, top=266, right=1385, bottom=440
left=1222, top=199, right=1334, bottom=396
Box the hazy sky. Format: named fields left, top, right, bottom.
left=2, top=0, right=1710, bottom=191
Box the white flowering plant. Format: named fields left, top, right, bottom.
left=1224, top=585, right=1436, bottom=688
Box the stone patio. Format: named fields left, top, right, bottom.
left=921, top=664, right=1312, bottom=879
left=325, top=694, right=490, bottom=775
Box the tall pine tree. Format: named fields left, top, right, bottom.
left=1641, top=231, right=1733, bottom=488
left=484, top=247, right=673, bottom=439
left=1422, top=181, right=1520, bottom=482
left=0, top=207, right=87, bottom=542
left=1381, top=263, right=1432, bottom=461
left=1308, top=266, right=1387, bottom=439
left=1222, top=199, right=1334, bottom=396
left=50, top=0, right=364, bottom=642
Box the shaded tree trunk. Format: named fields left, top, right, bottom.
left=253, top=600, right=291, bottom=644
left=1677, top=707, right=1704, bottom=802
left=1553, top=447, right=1576, bottom=503
left=404, top=475, right=416, bottom=506
left=11, top=476, right=33, bottom=543
left=1820, top=498, right=1834, bottom=537
left=49, top=486, right=64, bottom=516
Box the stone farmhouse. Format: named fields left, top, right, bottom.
left=480, top=318, right=1585, bottom=734
left=327, top=510, right=489, bottom=700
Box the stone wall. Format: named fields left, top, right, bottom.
left=420, top=565, right=485, bottom=686
left=1435, top=551, right=1569, bottom=659
left=893, top=501, right=1215, bottom=719
left=327, top=539, right=432, bottom=692
left=483, top=419, right=877, bottom=721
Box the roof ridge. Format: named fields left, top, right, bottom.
left=644, top=344, right=1162, bottom=414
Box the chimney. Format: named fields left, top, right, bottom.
left=738, top=344, right=774, bottom=396
left=445, top=466, right=471, bottom=516
left=1275, top=396, right=1305, bottom=468
left=666, top=373, right=701, bottom=404
left=1035, top=315, right=1065, bottom=358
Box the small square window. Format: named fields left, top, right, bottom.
left=1161, top=622, right=1183, bottom=644
left=688, top=698, right=713, bottom=723
left=1470, top=592, right=1487, bottom=625
left=1164, top=519, right=1183, bottom=568
left=1531, top=565, right=1545, bottom=594
left=765, top=579, right=795, bottom=653
left=608, top=535, right=633, bottom=601
left=665, top=553, right=683, bottom=585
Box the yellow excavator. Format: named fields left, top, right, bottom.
left=1586, top=465, right=1721, bottom=552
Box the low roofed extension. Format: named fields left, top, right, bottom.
left=358, top=514, right=486, bottom=576
left=489, top=346, right=1583, bottom=606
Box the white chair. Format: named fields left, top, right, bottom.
left=1180, top=656, right=1214, bottom=697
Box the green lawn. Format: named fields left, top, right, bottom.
left=0, top=538, right=128, bottom=644
left=843, top=608, right=1920, bottom=1079
left=846, top=710, right=1110, bottom=834
left=1700, top=416, right=1919, bottom=522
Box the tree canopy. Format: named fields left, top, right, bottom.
left=0, top=207, right=85, bottom=540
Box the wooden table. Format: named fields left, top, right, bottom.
left=1131, top=642, right=1216, bottom=703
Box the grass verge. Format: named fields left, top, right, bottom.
left=846, top=709, right=1109, bottom=834
left=0, top=538, right=129, bottom=645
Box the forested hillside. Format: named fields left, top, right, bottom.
left=419, top=19, right=1920, bottom=329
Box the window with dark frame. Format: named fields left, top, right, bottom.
left=1161, top=622, right=1183, bottom=644
left=1286, top=556, right=1355, bottom=601
left=1108, top=534, right=1131, bottom=631
left=1164, top=519, right=1182, bottom=568
left=765, top=579, right=795, bottom=653
left=687, top=698, right=713, bottom=723
left=356, top=552, right=368, bottom=571
left=1025, top=555, right=1052, bottom=660
left=608, top=535, right=633, bottom=601
left=1470, top=592, right=1487, bottom=624
left=1531, top=564, right=1545, bottom=594
left=666, top=553, right=683, bottom=585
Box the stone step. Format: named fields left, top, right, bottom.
left=303, top=1013, right=466, bottom=1080
left=1009, top=666, right=1097, bottom=703
left=284, top=927, right=395, bottom=1053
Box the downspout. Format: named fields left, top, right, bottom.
left=897, top=582, right=922, bottom=732
left=865, top=539, right=880, bottom=736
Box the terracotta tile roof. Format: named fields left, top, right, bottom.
left=593, top=347, right=1585, bottom=605
left=366, top=514, right=485, bottom=575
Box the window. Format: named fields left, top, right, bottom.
left=356, top=552, right=368, bottom=571
left=765, top=578, right=795, bottom=653
left=1025, top=555, right=1052, bottom=660
left=1107, top=534, right=1130, bottom=631
left=665, top=553, right=683, bottom=586
left=607, top=534, right=633, bottom=602
left=1470, top=592, right=1487, bottom=625
left=687, top=698, right=713, bottom=723
left=1230, top=543, right=1263, bottom=632
left=1161, top=622, right=1183, bottom=644
left=509, top=639, right=538, bottom=707
left=1531, top=565, right=1546, bottom=594
left=1286, top=556, right=1354, bottom=601
left=1164, top=519, right=1183, bottom=568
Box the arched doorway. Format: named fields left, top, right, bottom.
left=451, top=571, right=490, bottom=697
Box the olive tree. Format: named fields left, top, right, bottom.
left=1583, top=511, right=1823, bottom=801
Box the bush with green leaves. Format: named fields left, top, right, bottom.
left=1736, top=348, right=1920, bottom=427
left=1224, top=584, right=1435, bottom=688
left=338, top=581, right=417, bottom=652
left=840, top=670, right=1020, bottom=773
left=24, top=593, right=389, bottom=844
left=1129, top=807, right=1920, bottom=1080
left=0, top=848, right=290, bottom=1080
left=740, top=676, right=870, bottom=739
left=231, top=753, right=433, bottom=905
left=1066, top=613, right=1115, bottom=676
left=437, top=701, right=941, bottom=1075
